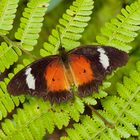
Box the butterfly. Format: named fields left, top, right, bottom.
left=7, top=45, right=128, bottom=103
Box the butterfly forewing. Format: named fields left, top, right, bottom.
left=7, top=56, right=73, bottom=103
left=7, top=56, right=54, bottom=96
left=68, top=54, right=95, bottom=96
left=68, top=45, right=128, bottom=96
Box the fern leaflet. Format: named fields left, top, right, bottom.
left=15, top=0, right=50, bottom=51
left=0, top=0, right=19, bottom=35
left=0, top=41, right=22, bottom=72
left=40, top=0, right=94, bottom=56
left=96, top=0, right=140, bottom=52
left=0, top=0, right=49, bottom=72
left=0, top=97, right=82, bottom=139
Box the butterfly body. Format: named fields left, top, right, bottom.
left=7, top=46, right=128, bottom=103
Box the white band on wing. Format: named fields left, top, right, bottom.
left=97, top=47, right=109, bottom=70
left=25, top=67, right=35, bottom=90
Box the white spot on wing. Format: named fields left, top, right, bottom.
left=98, top=47, right=109, bottom=69
left=25, top=67, right=35, bottom=90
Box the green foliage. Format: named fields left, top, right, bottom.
left=15, top=0, right=50, bottom=51
left=96, top=0, right=140, bottom=52
left=0, top=0, right=49, bottom=72
left=0, top=97, right=82, bottom=139
left=0, top=0, right=22, bottom=72
left=0, top=0, right=19, bottom=35
left=0, top=42, right=21, bottom=72
left=0, top=0, right=140, bottom=140
left=40, top=0, right=94, bottom=56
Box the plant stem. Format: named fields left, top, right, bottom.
left=0, top=34, right=38, bottom=60
left=88, top=105, right=114, bottom=129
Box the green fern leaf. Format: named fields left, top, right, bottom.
left=53, top=112, right=70, bottom=129
left=0, top=94, right=84, bottom=139
left=41, top=112, right=55, bottom=134
left=40, top=0, right=94, bottom=56
left=96, top=0, right=140, bottom=52
left=68, top=97, right=84, bottom=122
left=15, top=0, right=50, bottom=51
left=0, top=100, right=53, bottom=138
left=130, top=70, right=140, bottom=85
left=0, top=42, right=22, bottom=72
left=0, top=0, right=19, bottom=35
left=82, top=96, right=97, bottom=105
left=0, top=0, right=49, bottom=72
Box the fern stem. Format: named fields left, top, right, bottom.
left=0, top=35, right=13, bottom=58
left=0, top=34, right=38, bottom=60
left=88, top=105, right=114, bottom=129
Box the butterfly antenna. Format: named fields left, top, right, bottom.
left=57, top=27, right=66, bottom=60
left=57, top=27, right=66, bottom=57
left=57, top=27, right=63, bottom=49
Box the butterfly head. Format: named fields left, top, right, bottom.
left=58, top=46, right=65, bottom=53
left=56, top=28, right=68, bottom=62
left=58, top=46, right=68, bottom=63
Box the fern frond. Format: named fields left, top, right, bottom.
left=0, top=0, right=19, bottom=35
left=0, top=96, right=84, bottom=139
left=15, top=0, right=50, bottom=51
left=0, top=42, right=22, bottom=72
left=0, top=0, right=49, bottom=71
left=40, top=0, right=94, bottom=56
left=96, top=0, right=140, bottom=52
left=61, top=61, right=140, bottom=140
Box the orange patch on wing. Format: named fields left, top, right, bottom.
left=69, top=54, right=94, bottom=86
left=45, top=59, right=70, bottom=92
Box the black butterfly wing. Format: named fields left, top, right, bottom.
left=7, top=45, right=128, bottom=102
left=68, top=45, right=128, bottom=96
left=7, top=55, right=73, bottom=103
left=7, top=56, right=57, bottom=97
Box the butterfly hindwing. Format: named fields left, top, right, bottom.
left=68, top=45, right=128, bottom=96
left=7, top=56, right=72, bottom=103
